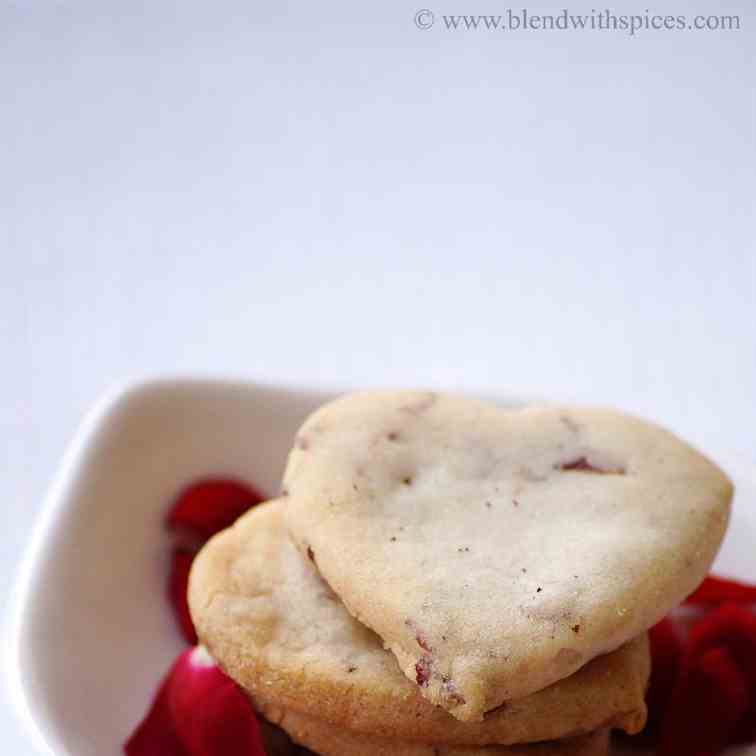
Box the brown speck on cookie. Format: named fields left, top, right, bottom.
left=306, top=546, right=316, bottom=563
left=390, top=536, right=397, bottom=542
left=536, top=586, right=543, bottom=593
left=347, top=665, right=357, bottom=673
left=513, top=499, right=520, bottom=507
left=387, top=431, right=400, bottom=441
left=521, top=568, right=527, bottom=573
left=558, top=456, right=626, bottom=474
left=457, top=547, right=470, bottom=553
left=402, top=476, right=413, bottom=486
left=572, top=624, right=581, bottom=634
left=485, top=501, right=492, bottom=508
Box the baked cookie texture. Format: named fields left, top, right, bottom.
left=281, top=391, right=732, bottom=720
left=188, top=501, right=650, bottom=747
left=260, top=704, right=610, bottom=756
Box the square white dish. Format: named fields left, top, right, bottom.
left=7, top=379, right=756, bottom=755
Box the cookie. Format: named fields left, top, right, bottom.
left=282, top=391, right=732, bottom=720
left=260, top=704, right=610, bottom=756
left=188, top=501, right=649, bottom=746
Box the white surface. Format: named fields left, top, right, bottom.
left=1, top=1, right=754, bottom=751
left=8, top=380, right=756, bottom=756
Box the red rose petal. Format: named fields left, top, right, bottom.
left=169, top=549, right=198, bottom=645
left=683, top=603, right=756, bottom=748
left=166, top=479, right=265, bottom=541
left=658, top=645, right=749, bottom=756
left=646, top=617, right=684, bottom=731
left=124, top=660, right=189, bottom=756
left=685, top=575, right=756, bottom=606
left=124, top=648, right=265, bottom=756
left=732, top=699, right=756, bottom=744
left=686, top=602, right=756, bottom=685
left=168, top=646, right=265, bottom=756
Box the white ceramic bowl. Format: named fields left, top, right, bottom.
left=7, top=379, right=756, bottom=755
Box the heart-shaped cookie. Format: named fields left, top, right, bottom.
left=282, top=391, right=732, bottom=721
left=188, top=502, right=649, bottom=746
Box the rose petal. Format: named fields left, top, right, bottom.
left=124, top=649, right=265, bottom=756
left=685, top=575, right=756, bottom=606
left=166, top=479, right=265, bottom=540
left=124, top=661, right=189, bottom=756
left=169, top=549, right=198, bottom=645
left=646, top=617, right=684, bottom=732
left=684, top=603, right=756, bottom=748
left=658, top=645, right=749, bottom=756
left=686, top=602, right=756, bottom=685
left=732, top=699, right=756, bottom=745
left=168, top=646, right=265, bottom=756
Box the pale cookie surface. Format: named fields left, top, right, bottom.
left=282, top=391, right=732, bottom=720
left=189, top=502, right=649, bottom=746
left=260, top=704, right=610, bottom=756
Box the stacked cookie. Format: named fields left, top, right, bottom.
left=189, top=392, right=733, bottom=755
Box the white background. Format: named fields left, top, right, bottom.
left=1, top=0, right=754, bottom=751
